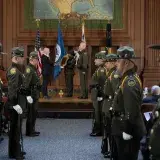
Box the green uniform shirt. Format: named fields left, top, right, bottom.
left=24, top=63, right=41, bottom=100
left=77, top=51, right=89, bottom=72
left=6, top=63, right=24, bottom=107
left=102, top=67, right=119, bottom=114
left=91, top=66, right=107, bottom=101
left=112, top=68, right=146, bottom=137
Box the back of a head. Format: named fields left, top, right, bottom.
left=151, top=85, right=160, bottom=95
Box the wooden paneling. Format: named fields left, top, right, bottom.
left=143, top=0, right=160, bottom=87
left=0, top=0, right=2, bottom=42
left=4, top=0, right=160, bottom=89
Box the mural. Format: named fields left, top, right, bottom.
left=34, top=0, right=114, bottom=20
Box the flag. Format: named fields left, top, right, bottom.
left=35, top=29, right=42, bottom=76
left=81, top=22, right=86, bottom=42
left=106, top=22, right=112, bottom=48
left=106, top=21, right=112, bottom=54
left=53, top=22, right=65, bottom=80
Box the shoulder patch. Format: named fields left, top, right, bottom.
left=10, top=68, right=16, bottom=74
left=127, top=79, right=136, bottom=87
left=26, top=68, right=30, bottom=73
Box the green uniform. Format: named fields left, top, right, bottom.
left=64, top=52, right=76, bottom=97
left=101, top=67, right=119, bottom=157
left=7, top=63, right=25, bottom=159
left=77, top=50, right=89, bottom=98
left=24, top=63, right=41, bottom=136
left=90, top=66, right=107, bottom=134
left=149, top=100, right=160, bottom=159
left=112, top=68, right=146, bottom=160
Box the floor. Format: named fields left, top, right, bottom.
left=0, top=119, right=143, bottom=160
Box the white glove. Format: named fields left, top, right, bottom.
left=13, top=105, right=23, bottom=114
left=155, top=111, right=159, bottom=118
left=26, top=96, right=33, bottom=104
left=97, top=97, right=103, bottom=101
left=122, top=132, right=133, bottom=140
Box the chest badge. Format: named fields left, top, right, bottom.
left=26, top=68, right=31, bottom=73
left=10, top=68, right=16, bottom=74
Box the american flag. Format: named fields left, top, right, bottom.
left=35, top=29, right=42, bottom=76
left=81, top=22, right=86, bottom=42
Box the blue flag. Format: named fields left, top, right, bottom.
left=53, top=22, right=65, bottom=80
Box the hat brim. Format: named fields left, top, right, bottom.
left=147, top=44, right=160, bottom=50
left=105, top=59, right=117, bottom=62
left=115, top=57, right=141, bottom=60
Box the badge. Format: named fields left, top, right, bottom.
left=114, top=74, right=119, bottom=78
left=10, top=68, right=16, bottom=74
left=100, top=69, right=104, bottom=72
left=26, top=68, right=30, bottom=73
left=128, top=79, right=136, bottom=87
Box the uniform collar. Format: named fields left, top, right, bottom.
left=108, top=67, right=116, bottom=77
left=29, top=63, right=37, bottom=70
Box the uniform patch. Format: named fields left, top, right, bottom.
left=10, top=68, right=16, bottom=74
left=26, top=68, right=30, bottom=73
left=128, top=79, right=136, bottom=87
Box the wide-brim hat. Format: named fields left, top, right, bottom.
left=28, top=51, right=38, bottom=59
left=95, top=51, right=106, bottom=60
left=147, top=44, right=160, bottom=50
left=105, top=53, right=118, bottom=62
left=12, top=47, right=24, bottom=57
left=116, top=46, right=140, bottom=59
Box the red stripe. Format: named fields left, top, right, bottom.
left=37, top=49, right=42, bottom=76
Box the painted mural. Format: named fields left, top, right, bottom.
left=34, top=0, right=114, bottom=20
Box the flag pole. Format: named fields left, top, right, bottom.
left=81, top=18, right=86, bottom=42
left=106, top=19, right=112, bottom=54
left=35, top=19, right=43, bottom=90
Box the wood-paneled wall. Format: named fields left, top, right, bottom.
left=0, top=0, right=2, bottom=42
left=0, top=0, right=160, bottom=88
left=143, top=0, right=160, bottom=87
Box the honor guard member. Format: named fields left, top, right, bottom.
left=7, top=47, right=26, bottom=159
left=63, top=50, right=76, bottom=97
left=148, top=44, right=160, bottom=160
left=24, top=51, right=41, bottom=137
left=90, top=51, right=107, bottom=136
left=111, top=46, right=146, bottom=160
left=77, top=41, right=89, bottom=99
left=101, top=53, right=119, bottom=158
